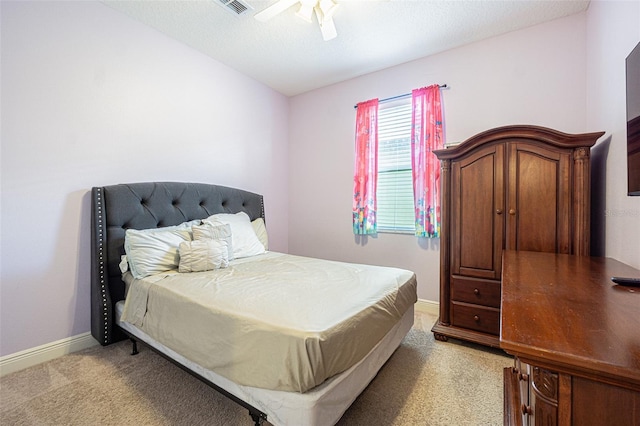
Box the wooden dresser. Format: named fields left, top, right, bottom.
left=501, top=250, right=640, bottom=426
left=431, top=125, right=604, bottom=347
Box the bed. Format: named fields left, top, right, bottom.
left=90, top=182, right=417, bottom=425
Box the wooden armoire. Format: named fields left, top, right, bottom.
left=431, top=125, right=604, bottom=347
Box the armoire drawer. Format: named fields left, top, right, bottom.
left=451, top=275, right=501, bottom=308
left=451, top=302, right=500, bottom=335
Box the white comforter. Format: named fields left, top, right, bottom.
left=121, top=252, right=417, bottom=393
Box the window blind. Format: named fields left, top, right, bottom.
left=376, top=101, right=414, bottom=232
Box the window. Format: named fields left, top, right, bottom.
left=376, top=99, right=415, bottom=233
left=353, top=85, right=443, bottom=237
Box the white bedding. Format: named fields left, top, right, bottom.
left=121, top=252, right=417, bottom=393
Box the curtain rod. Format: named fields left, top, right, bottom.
left=353, top=84, right=448, bottom=109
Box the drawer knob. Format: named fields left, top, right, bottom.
left=496, top=209, right=503, bottom=215
left=521, top=404, right=532, bottom=415
left=473, top=288, right=480, bottom=295
left=509, top=208, right=516, bottom=215
left=473, top=315, right=480, bottom=322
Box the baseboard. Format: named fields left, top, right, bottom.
left=415, top=298, right=439, bottom=316
left=0, top=332, right=100, bottom=377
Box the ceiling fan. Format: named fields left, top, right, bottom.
left=254, top=0, right=340, bottom=41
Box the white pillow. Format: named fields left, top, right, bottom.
left=124, top=227, right=192, bottom=279
left=192, top=223, right=234, bottom=260
left=119, top=255, right=129, bottom=273
left=203, top=212, right=265, bottom=259
left=120, top=220, right=201, bottom=276
left=251, top=218, right=269, bottom=251
left=178, top=239, right=229, bottom=273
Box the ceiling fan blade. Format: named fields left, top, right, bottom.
left=254, top=0, right=299, bottom=22
left=318, top=15, right=337, bottom=41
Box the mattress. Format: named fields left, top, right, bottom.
left=116, top=302, right=415, bottom=426
left=120, top=252, right=417, bottom=393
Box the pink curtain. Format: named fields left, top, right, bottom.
left=352, top=98, right=379, bottom=234
left=411, top=85, right=443, bottom=237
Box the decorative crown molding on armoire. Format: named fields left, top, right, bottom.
left=431, top=125, right=605, bottom=347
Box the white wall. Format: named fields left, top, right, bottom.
left=288, top=13, right=593, bottom=302
left=586, top=1, right=640, bottom=269
left=0, top=1, right=289, bottom=356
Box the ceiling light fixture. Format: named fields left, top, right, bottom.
left=318, top=0, right=338, bottom=20
left=295, top=0, right=315, bottom=23
left=255, top=0, right=340, bottom=41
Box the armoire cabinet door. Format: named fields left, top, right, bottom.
left=506, top=143, right=572, bottom=254
left=451, top=144, right=504, bottom=280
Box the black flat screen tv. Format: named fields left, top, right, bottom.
left=626, top=41, right=640, bottom=196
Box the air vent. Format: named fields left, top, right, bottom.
left=217, top=0, right=253, bottom=16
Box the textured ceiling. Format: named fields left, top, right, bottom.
left=103, top=0, right=590, bottom=96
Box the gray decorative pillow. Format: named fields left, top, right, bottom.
left=178, top=239, right=229, bottom=273
left=192, top=222, right=234, bottom=260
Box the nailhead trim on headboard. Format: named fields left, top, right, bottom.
left=96, top=188, right=108, bottom=344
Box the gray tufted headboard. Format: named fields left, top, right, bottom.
left=90, top=182, right=265, bottom=346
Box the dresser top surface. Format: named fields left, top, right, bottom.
left=500, top=250, right=640, bottom=385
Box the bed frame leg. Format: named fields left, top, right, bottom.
left=130, top=338, right=139, bottom=355
left=249, top=410, right=266, bottom=425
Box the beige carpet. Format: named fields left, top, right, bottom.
left=0, top=312, right=512, bottom=425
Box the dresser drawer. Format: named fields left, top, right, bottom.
left=451, top=302, right=500, bottom=335
left=451, top=275, right=501, bottom=308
